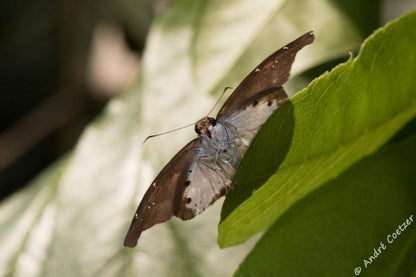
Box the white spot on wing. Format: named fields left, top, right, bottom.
left=283, top=46, right=289, bottom=50
left=254, top=68, right=260, bottom=73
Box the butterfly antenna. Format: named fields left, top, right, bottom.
left=206, top=86, right=233, bottom=117
left=143, top=122, right=195, bottom=144
left=144, top=86, right=232, bottom=144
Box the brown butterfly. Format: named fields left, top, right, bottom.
left=124, top=31, right=314, bottom=247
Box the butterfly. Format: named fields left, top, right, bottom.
left=124, top=31, right=314, bottom=247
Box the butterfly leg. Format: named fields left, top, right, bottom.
left=223, top=121, right=238, bottom=141
left=216, top=160, right=235, bottom=181
left=196, top=156, right=232, bottom=195
left=197, top=155, right=218, bottom=171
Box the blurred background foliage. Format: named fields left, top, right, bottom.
left=0, top=0, right=415, bottom=276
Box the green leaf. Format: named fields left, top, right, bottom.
left=234, top=135, right=416, bottom=276
left=219, top=10, right=416, bottom=247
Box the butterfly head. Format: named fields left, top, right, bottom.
left=195, top=117, right=216, bottom=138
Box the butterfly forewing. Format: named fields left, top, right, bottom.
left=217, top=31, right=314, bottom=119
left=124, top=139, right=200, bottom=247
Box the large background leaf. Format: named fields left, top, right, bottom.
left=219, top=10, right=416, bottom=247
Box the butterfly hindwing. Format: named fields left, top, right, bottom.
left=175, top=156, right=234, bottom=220
left=124, top=139, right=200, bottom=247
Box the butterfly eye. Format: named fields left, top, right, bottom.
left=194, top=124, right=201, bottom=134
left=207, top=117, right=216, bottom=126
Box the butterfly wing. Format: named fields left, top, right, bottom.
left=217, top=31, right=314, bottom=119
left=124, top=139, right=200, bottom=247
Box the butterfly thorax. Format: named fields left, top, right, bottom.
left=195, top=117, right=240, bottom=166
left=195, top=117, right=236, bottom=143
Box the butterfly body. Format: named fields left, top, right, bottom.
left=124, top=31, right=315, bottom=247
left=196, top=117, right=239, bottom=164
